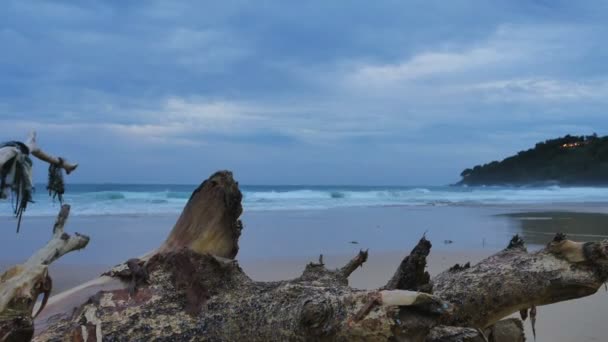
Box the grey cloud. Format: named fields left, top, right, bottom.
left=2, top=1, right=608, bottom=184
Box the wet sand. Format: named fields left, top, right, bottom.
left=503, top=211, right=608, bottom=244
left=2, top=205, right=608, bottom=341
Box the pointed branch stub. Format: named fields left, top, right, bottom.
left=340, top=249, right=368, bottom=278
left=160, top=171, right=243, bottom=259
left=384, top=235, right=432, bottom=292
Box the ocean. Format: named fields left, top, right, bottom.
left=2, top=183, right=608, bottom=217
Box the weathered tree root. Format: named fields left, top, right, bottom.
left=30, top=171, right=608, bottom=341
left=36, top=247, right=450, bottom=341
left=434, top=234, right=608, bottom=330
left=0, top=205, right=89, bottom=341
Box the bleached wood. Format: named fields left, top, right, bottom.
left=0, top=146, right=17, bottom=167
left=0, top=205, right=89, bottom=340
left=380, top=290, right=427, bottom=307
left=25, top=205, right=89, bottom=267
left=434, top=235, right=608, bottom=329
left=24, top=131, right=78, bottom=174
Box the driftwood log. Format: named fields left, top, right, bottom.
left=1, top=131, right=79, bottom=233
left=24, top=131, right=78, bottom=174
left=16, top=171, right=608, bottom=341
left=0, top=205, right=89, bottom=341
left=0, top=132, right=78, bottom=175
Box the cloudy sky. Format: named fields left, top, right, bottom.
left=1, top=1, right=607, bottom=185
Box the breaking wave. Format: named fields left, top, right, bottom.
left=2, top=184, right=608, bottom=216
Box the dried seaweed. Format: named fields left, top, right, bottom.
left=47, top=157, right=65, bottom=203
left=0, top=142, right=34, bottom=232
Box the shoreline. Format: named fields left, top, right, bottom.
left=2, top=200, right=608, bottom=219
left=3, top=204, right=608, bottom=263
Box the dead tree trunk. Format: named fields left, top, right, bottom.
left=434, top=233, right=608, bottom=331
left=0, top=205, right=89, bottom=341
left=30, top=171, right=608, bottom=341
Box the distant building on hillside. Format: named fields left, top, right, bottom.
left=560, top=141, right=587, bottom=149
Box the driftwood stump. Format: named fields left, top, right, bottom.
left=25, top=171, right=608, bottom=341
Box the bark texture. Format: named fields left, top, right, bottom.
left=427, top=319, right=525, bottom=342
left=434, top=234, right=608, bottom=329
left=28, top=171, right=608, bottom=341
left=384, top=236, right=432, bottom=292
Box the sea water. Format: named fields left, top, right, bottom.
left=1, top=184, right=608, bottom=217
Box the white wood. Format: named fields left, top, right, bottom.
left=0, top=205, right=89, bottom=316
left=25, top=131, right=79, bottom=174
left=0, top=146, right=17, bottom=167
left=380, top=290, right=421, bottom=306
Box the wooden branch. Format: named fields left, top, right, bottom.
left=26, top=205, right=89, bottom=266
left=433, top=234, right=608, bottom=329
left=339, top=249, right=368, bottom=278
left=24, top=131, right=78, bottom=174
left=384, top=235, right=432, bottom=292
left=0, top=147, right=17, bottom=168
left=0, top=205, right=89, bottom=341
left=351, top=290, right=449, bottom=324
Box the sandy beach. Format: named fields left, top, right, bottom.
left=2, top=204, right=608, bottom=341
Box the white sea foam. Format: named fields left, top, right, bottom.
left=1, top=185, right=608, bottom=217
